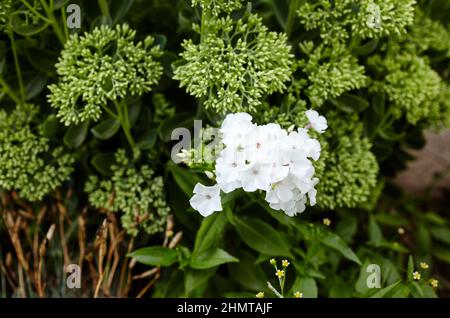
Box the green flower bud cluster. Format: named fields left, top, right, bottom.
left=173, top=14, right=293, bottom=113
left=315, top=113, right=379, bottom=209
left=297, top=0, right=416, bottom=43
left=48, top=24, right=163, bottom=126
left=0, top=104, right=74, bottom=201
left=85, top=149, right=170, bottom=237
left=298, top=40, right=367, bottom=107
left=191, top=0, right=243, bottom=16
left=0, top=0, right=12, bottom=31
left=368, top=52, right=442, bottom=125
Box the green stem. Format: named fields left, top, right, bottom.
left=114, top=100, right=136, bottom=150
left=0, top=77, right=21, bottom=104
left=20, top=0, right=50, bottom=22
left=61, top=7, right=69, bottom=40
left=8, top=30, right=25, bottom=103
left=100, top=103, right=118, bottom=119
left=97, top=0, right=111, bottom=17
left=200, top=9, right=211, bottom=43
left=286, top=0, right=300, bottom=37
left=40, top=0, right=66, bottom=45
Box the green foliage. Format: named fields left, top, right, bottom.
left=299, top=40, right=367, bottom=107
left=173, top=13, right=293, bottom=113
left=0, top=104, right=74, bottom=201
left=297, top=0, right=416, bottom=42
left=191, top=0, right=243, bottom=16
left=85, top=149, right=170, bottom=237
left=315, top=113, right=379, bottom=209
left=48, top=24, right=163, bottom=126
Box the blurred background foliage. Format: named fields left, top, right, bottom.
left=0, top=0, right=449, bottom=298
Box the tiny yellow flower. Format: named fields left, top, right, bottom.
left=413, top=271, right=421, bottom=281
left=270, top=258, right=277, bottom=266
left=430, top=279, right=439, bottom=289
left=420, top=262, right=429, bottom=270
left=256, top=292, right=265, bottom=298
left=294, top=291, right=303, bottom=298
left=323, top=218, right=331, bottom=226
left=275, top=269, right=285, bottom=278
left=397, top=227, right=405, bottom=235
left=282, top=259, right=290, bottom=268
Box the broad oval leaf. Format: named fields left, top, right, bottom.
left=234, top=217, right=293, bottom=257
left=320, top=231, right=361, bottom=265
left=190, top=248, right=238, bottom=269
left=91, top=117, right=121, bottom=140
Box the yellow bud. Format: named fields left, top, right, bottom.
left=294, top=291, right=303, bottom=298
left=419, top=262, right=429, bottom=269
left=323, top=218, right=331, bottom=226
left=256, top=292, right=265, bottom=298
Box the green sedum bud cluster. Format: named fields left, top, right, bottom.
left=48, top=24, right=163, bottom=126
left=369, top=52, right=442, bottom=125
left=298, top=40, right=367, bottom=107
left=297, top=0, right=416, bottom=43
left=174, top=13, right=293, bottom=113
left=85, top=149, right=170, bottom=237
left=315, top=113, right=379, bottom=209
left=191, top=0, right=243, bottom=16
left=0, top=104, right=74, bottom=201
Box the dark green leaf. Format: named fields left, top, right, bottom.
left=193, top=211, right=228, bottom=254
left=190, top=248, right=238, bottom=269
left=128, top=246, right=179, bottom=267
left=320, top=231, right=361, bottom=265
left=63, top=120, right=90, bottom=148
left=234, top=217, right=293, bottom=257
left=91, top=117, right=121, bottom=140
left=91, top=152, right=116, bottom=176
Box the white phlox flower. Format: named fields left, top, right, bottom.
left=189, top=183, right=222, bottom=217
left=189, top=110, right=327, bottom=217
left=305, top=109, right=328, bottom=134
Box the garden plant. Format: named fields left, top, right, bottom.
left=0, top=0, right=449, bottom=298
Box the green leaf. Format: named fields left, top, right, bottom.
left=370, top=280, right=401, bottom=298
left=407, top=255, right=414, bottom=281
left=353, top=38, right=379, bottom=56
left=193, top=211, right=228, bottom=254
left=330, top=92, right=370, bottom=113
left=167, top=161, right=200, bottom=196
left=227, top=252, right=268, bottom=292
left=25, top=74, right=47, bottom=100
left=190, top=248, right=238, bottom=269
left=375, top=212, right=408, bottom=227
left=290, top=276, right=318, bottom=298
left=433, top=245, right=450, bottom=264
left=91, top=152, right=116, bottom=176
left=320, top=231, right=361, bottom=265
left=63, top=120, right=90, bottom=148
left=416, top=224, right=432, bottom=257
left=430, top=226, right=450, bottom=245
left=128, top=246, right=179, bottom=267
left=185, top=267, right=217, bottom=295
left=91, top=117, right=121, bottom=140
left=234, top=217, right=293, bottom=257
left=136, top=128, right=157, bottom=150
left=368, top=215, right=383, bottom=246
left=25, top=47, right=57, bottom=75
left=110, top=0, right=134, bottom=24
left=41, top=115, right=60, bottom=137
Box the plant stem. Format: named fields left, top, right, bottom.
left=200, top=9, right=211, bottom=43
left=40, top=0, right=66, bottom=45
left=114, top=100, right=136, bottom=151
left=8, top=30, right=25, bottom=103
left=286, top=0, right=300, bottom=37
left=20, top=0, right=50, bottom=22
left=97, top=0, right=111, bottom=17
left=0, top=77, right=21, bottom=104
left=267, top=281, right=284, bottom=298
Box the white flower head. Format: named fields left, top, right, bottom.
left=189, top=183, right=222, bottom=217
left=190, top=112, right=326, bottom=217
left=305, top=109, right=328, bottom=134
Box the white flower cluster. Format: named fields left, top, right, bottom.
left=189, top=110, right=327, bottom=217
